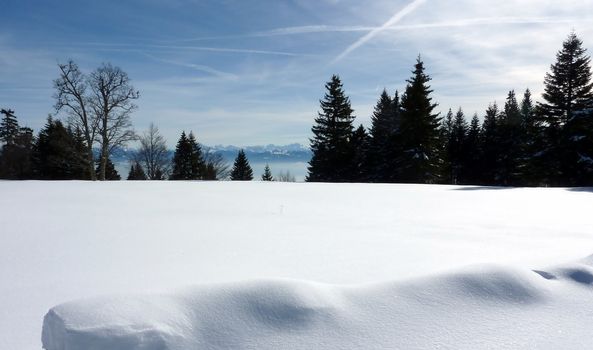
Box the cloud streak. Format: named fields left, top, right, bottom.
left=141, top=53, right=238, bottom=80
left=332, top=0, right=427, bottom=64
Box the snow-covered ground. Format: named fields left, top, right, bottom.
left=2, top=182, right=593, bottom=349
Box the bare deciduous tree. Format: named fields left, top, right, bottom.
left=89, top=63, right=139, bottom=180
left=276, top=170, right=296, bottom=182
left=53, top=60, right=98, bottom=180
left=202, top=148, right=230, bottom=180
left=136, top=123, right=170, bottom=180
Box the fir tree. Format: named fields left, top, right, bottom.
left=127, top=161, right=147, bottom=180
left=32, top=117, right=89, bottom=179
left=351, top=124, right=369, bottom=182
left=540, top=32, right=593, bottom=125
left=448, top=108, right=468, bottom=184
left=230, top=149, right=253, bottom=181
left=96, top=156, right=120, bottom=180
left=498, top=90, right=523, bottom=185
left=397, top=56, right=442, bottom=183
left=367, top=90, right=402, bottom=182
left=539, top=33, right=593, bottom=185
left=0, top=109, right=20, bottom=144
left=187, top=132, right=205, bottom=180
left=261, top=164, right=274, bottom=181
left=481, top=102, right=501, bottom=185
left=464, top=114, right=483, bottom=184
left=0, top=110, right=34, bottom=179
left=170, top=131, right=204, bottom=180
left=307, top=75, right=356, bottom=182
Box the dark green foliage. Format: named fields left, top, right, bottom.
left=0, top=109, right=20, bottom=144
left=538, top=32, right=593, bottom=186
left=540, top=32, right=593, bottom=125
left=498, top=90, right=523, bottom=185
left=230, top=149, right=253, bottom=181
left=261, top=164, right=274, bottom=181
left=368, top=90, right=401, bottom=182
left=127, top=161, right=147, bottom=180
left=350, top=124, right=369, bottom=182
left=480, top=103, right=501, bottom=185
left=447, top=108, right=468, bottom=184
left=170, top=131, right=205, bottom=180
left=307, top=75, right=356, bottom=182
left=463, top=114, right=482, bottom=184
left=32, top=117, right=90, bottom=180
left=396, top=57, right=442, bottom=183
left=0, top=109, right=34, bottom=179
left=96, top=156, right=120, bottom=180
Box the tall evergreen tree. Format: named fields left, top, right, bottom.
left=307, top=75, right=356, bottom=182
left=498, top=90, right=523, bottom=185
left=95, top=156, right=120, bottom=180
left=464, top=113, right=483, bottom=184
left=448, top=108, right=468, bottom=184
left=261, top=164, right=274, bottom=181
left=127, top=161, right=147, bottom=180
left=33, top=117, right=89, bottom=179
left=351, top=124, right=369, bottom=182
left=0, top=109, right=34, bottom=179
left=0, top=109, right=20, bottom=144
left=170, top=131, right=204, bottom=180
left=396, top=57, right=442, bottom=183
left=230, top=149, right=253, bottom=181
left=539, top=32, right=593, bottom=185
left=481, top=102, right=501, bottom=185
left=367, top=90, right=402, bottom=182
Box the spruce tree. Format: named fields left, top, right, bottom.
left=0, top=109, right=34, bottom=179
left=540, top=32, right=593, bottom=124
left=230, top=149, right=253, bottom=181
left=397, top=57, right=442, bottom=183
left=0, top=109, right=20, bottom=144
left=261, top=164, right=274, bottom=181
left=96, top=156, right=120, bottom=180
left=187, top=132, right=205, bottom=179
left=481, top=103, right=501, bottom=185
left=464, top=114, right=482, bottom=184
left=307, top=75, right=356, bottom=182
left=33, top=117, right=89, bottom=179
left=367, top=90, right=402, bottom=182
left=538, top=33, right=593, bottom=185
left=498, top=90, right=523, bottom=185
left=448, top=108, right=468, bottom=184
left=127, top=161, right=147, bottom=180
left=351, top=124, right=369, bottom=182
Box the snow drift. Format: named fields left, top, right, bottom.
left=42, top=257, right=593, bottom=350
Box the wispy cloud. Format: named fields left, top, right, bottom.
left=332, top=0, right=427, bottom=63
left=57, top=42, right=304, bottom=57
left=141, top=53, right=238, bottom=80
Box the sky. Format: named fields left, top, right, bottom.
left=1, top=0, right=592, bottom=147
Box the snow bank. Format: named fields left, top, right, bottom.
left=43, top=258, right=593, bottom=350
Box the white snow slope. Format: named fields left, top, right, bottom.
left=1, top=182, right=593, bottom=350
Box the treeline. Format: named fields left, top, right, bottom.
left=307, top=33, right=593, bottom=187
left=0, top=60, right=274, bottom=181
left=0, top=110, right=263, bottom=181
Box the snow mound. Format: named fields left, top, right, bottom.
left=43, top=259, right=593, bottom=350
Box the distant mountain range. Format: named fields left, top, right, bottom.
left=109, top=144, right=312, bottom=164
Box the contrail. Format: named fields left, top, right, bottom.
left=332, top=0, right=427, bottom=64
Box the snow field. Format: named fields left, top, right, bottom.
left=1, top=181, right=593, bottom=349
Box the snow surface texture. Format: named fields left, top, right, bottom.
left=2, top=182, right=593, bottom=349
left=43, top=258, right=593, bottom=350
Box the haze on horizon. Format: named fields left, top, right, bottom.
left=1, top=0, right=592, bottom=147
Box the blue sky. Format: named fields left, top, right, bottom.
left=1, top=0, right=592, bottom=147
